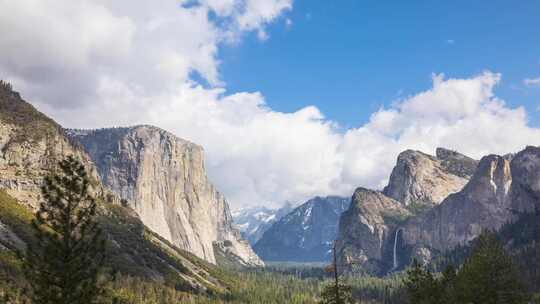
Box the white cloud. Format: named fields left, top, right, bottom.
left=2, top=1, right=540, bottom=209
left=524, top=77, right=540, bottom=86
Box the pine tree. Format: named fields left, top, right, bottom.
left=22, top=156, right=107, bottom=304
left=319, top=242, right=354, bottom=304
left=404, top=259, right=441, bottom=304
left=455, top=231, right=528, bottom=304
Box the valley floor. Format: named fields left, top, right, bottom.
left=0, top=257, right=406, bottom=304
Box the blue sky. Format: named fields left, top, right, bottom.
left=221, top=0, right=540, bottom=128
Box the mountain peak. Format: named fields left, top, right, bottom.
left=383, top=148, right=478, bottom=206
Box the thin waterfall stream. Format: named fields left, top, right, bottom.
left=392, top=228, right=403, bottom=271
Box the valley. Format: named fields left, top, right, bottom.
left=1, top=81, right=539, bottom=303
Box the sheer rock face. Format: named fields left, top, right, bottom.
left=402, top=154, right=513, bottom=259
left=383, top=148, right=477, bottom=207
left=335, top=188, right=410, bottom=274
left=69, top=126, right=262, bottom=266
left=508, top=146, right=540, bottom=212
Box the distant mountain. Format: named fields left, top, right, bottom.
left=254, top=196, right=350, bottom=262
left=233, top=203, right=294, bottom=244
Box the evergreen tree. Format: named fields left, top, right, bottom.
left=439, top=264, right=457, bottom=304
left=455, top=231, right=528, bottom=304
left=319, top=242, right=354, bottom=304
left=319, top=282, right=354, bottom=304
left=22, top=156, right=107, bottom=304
left=404, top=259, right=441, bottom=304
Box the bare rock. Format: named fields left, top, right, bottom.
left=336, top=188, right=410, bottom=274
left=69, top=126, right=263, bottom=266
left=383, top=148, right=477, bottom=207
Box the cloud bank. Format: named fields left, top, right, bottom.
left=1, top=1, right=540, bottom=208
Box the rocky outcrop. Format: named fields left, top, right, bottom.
left=336, top=189, right=410, bottom=274
left=68, top=126, right=262, bottom=266
left=383, top=148, right=477, bottom=207
left=0, top=84, right=103, bottom=208
left=401, top=154, right=513, bottom=265
left=507, top=146, right=540, bottom=212
left=254, top=196, right=350, bottom=262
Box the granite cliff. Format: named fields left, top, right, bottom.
left=0, top=82, right=233, bottom=291
left=336, top=148, right=480, bottom=274
left=338, top=146, right=540, bottom=274
left=68, top=126, right=262, bottom=266
left=383, top=148, right=478, bottom=207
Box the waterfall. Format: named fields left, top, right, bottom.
left=392, top=228, right=403, bottom=271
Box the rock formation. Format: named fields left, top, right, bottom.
left=68, top=126, right=263, bottom=266
left=337, top=148, right=481, bottom=273
left=383, top=148, right=477, bottom=207
left=0, top=83, right=102, bottom=209
left=337, top=146, right=540, bottom=274
left=401, top=154, right=513, bottom=264
left=336, top=189, right=410, bottom=274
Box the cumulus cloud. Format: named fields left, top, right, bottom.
left=1, top=1, right=540, bottom=209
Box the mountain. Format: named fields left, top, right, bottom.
left=232, top=203, right=294, bottom=244
left=336, top=148, right=479, bottom=274
left=66, top=125, right=263, bottom=267
left=383, top=148, right=478, bottom=208
left=254, top=196, right=350, bottom=262
left=337, top=146, right=540, bottom=275
left=337, top=188, right=411, bottom=274
left=0, top=82, right=238, bottom=293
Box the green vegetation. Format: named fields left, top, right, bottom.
left=381, top=210, right=411, bottom=226
left=23, top=157, right=107, bottom=304
left=405, top=232, right=528, bottom=304
left=405, top=201, right=432, bottom=215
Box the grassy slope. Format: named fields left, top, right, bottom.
left=0, top=189, right=237, bottom=301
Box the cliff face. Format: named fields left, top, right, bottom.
left=507, top=146, right=540, bottom=212
left=0, top=83, right=232, bottom=291
left=401, top=154, right=513, bottom=264
left=383, top=148, right=477, bottom=207
left=68, top=126, right=262, bottom=266
left=336, top=188, right=410, bottom=274
left=254, top=196, right=349, bottom=262
left=336, top=148, right=482, bottom=273
left=337, top=146, right=540, bottom=274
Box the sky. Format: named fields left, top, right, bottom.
left=1, top=0, right=540, bottom=209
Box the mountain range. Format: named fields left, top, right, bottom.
left=232, top=203, right=294, bottom=244
left=253, top=196, right=350, bottom=262
left=336, top=146, right=540, bottom=275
